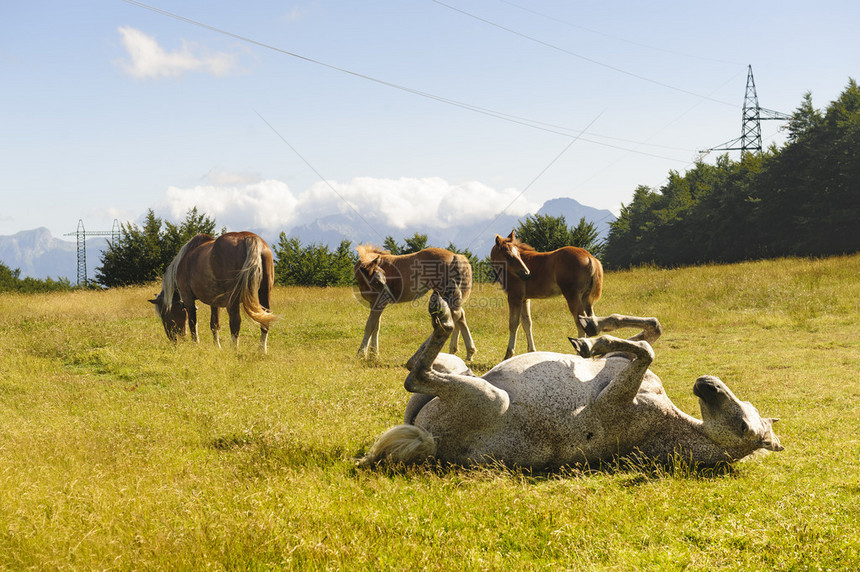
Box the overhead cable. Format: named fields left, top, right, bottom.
left=119, top=0, right=691, bottom=162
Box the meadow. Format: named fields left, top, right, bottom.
left=1, top=254, right=858, bottom=570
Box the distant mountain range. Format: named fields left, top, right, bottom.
left=0, top=227, right=109, bottom=282
left=282, top=197, right=615, bottom=255
left=1, top=198, right=615, bottom=281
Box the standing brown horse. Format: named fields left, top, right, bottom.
left=354, top=245, right=476, bottom=360
left=150, top=231, right=276, bottom=353
left=490, top=230, right=603, bottom=360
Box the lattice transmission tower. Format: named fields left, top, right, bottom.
left=701, top=65, right=791, bottom=156
left=64, top=219, right=121, bottom=286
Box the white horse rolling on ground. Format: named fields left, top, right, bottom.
left=360, top=295, right=783, bottom=469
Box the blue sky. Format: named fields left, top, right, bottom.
left=1, top=0, right=857, bottom=242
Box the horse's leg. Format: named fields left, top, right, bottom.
left=504, top=297, right=522, bottom=360
left=187, top=302, right=200, bottom=343
left=580, top=291, right=597, bottom=319
left=576, top=314, right=663, bottom=344
left=569, top=334, right=654, bottom=406
left=448, top=314, right=461, bottom=355
left=405, top=297, right=509, bottom=415
left=258, top=280, right=270, bottom=354
left=369, top=311, right=382, bottom=356
left=406, top=336, right=431, bottom=370
left=453, top=306, right=476, bottom=361
left=210, top=306, right=221, bottom=349
left=259, top=326, right=269, bottom=355
left=404, top=393, right=436, bottom=425
left=443, top=286, right=468, bottom=358
left=563, top=293, right=587, bottom=337
left=521, top=299, right=537, bottom=353
left=357, top=308, right=383, bottom=358
left=228, top=304, right=242, bottom=349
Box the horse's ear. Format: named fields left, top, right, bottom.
left=495, top=234, right=503, bottom=245
left=507, top=230, right=516, bottom=240
left=759, top=418, right=784, bottom=451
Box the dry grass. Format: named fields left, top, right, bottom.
left=1, top=255, right=858, bottom=570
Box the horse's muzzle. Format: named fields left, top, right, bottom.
left=693, top=375, right=726, bottom=402
left=517, top=270, right=531, bottom=281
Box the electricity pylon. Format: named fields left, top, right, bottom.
left=701, top=65, right=791, bottom=156
left=64, top=219, right=121, bottom=286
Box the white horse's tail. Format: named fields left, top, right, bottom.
left=231, top=236, right=277, bottom=329
left=358, top=424, right=437, bottom=467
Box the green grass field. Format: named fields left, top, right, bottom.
left=1, top=255, right=858, bottom=570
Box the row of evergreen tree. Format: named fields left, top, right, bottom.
left=0, top=262, right=73, bottom=293
left=604, top=79, right=859, bottom=267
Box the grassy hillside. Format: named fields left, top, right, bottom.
left=1, top=255, right=858, bottom=570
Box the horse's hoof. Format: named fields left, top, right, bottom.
left=578, top=315, right=599, bottom=337
left=568, top=337, right=593, bottom=358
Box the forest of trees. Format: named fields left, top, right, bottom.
left=6, top=80, right=855, bottom=291
left=604, top=79, right=859, bottom=268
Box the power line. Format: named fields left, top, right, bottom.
left=118, top=0, right=692, bottom=162
left=431, top=0, right=738, bottom=107
left=254, top=111, right=384, bottom=241
left=494, top=0, right=741, bottom=66
left=566, top=69, right=745, bottom=196
left=464, top=110, right=606, bottom=250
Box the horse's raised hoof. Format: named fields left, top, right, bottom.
left=577, top=315, right=599, bottom=337
left=428, top=298, right=454, bottom=334
left=568, top=337, right=594, bottom=358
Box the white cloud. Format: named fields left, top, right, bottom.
left=116, top=26, right=238, bottom=79
left=161, top=173, right=538, bottom=234
left=164, top=179, right=299, bottom=230
left=437, top=180, right=534, bottom=226
left=296, top=177, right=537, bottom=229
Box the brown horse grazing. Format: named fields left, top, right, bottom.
left=150, top=231, right=276, bottom=353
left=490, top=230, right=603, bottom=360
left=354, top=245, right=476, bottom=360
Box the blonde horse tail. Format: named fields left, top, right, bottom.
left=586, top=254, right=604, bottom=308
left=357, top=424, right=437, bottom=467
left=232, top=236, right=277, bottom=329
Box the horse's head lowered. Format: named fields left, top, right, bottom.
left=491, top=231, right=531, bottom=281
left=149, top=291, right=188, bottom=342
left=356, top=255, right=387, bottom=290
left=354, top=245, right=396, bottom=305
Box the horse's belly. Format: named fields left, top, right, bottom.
left=470, top=355, right=643, bottom=466
left=485, top=352, right=615, bottom=401
left=525, top=282, right=563, bottom=299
